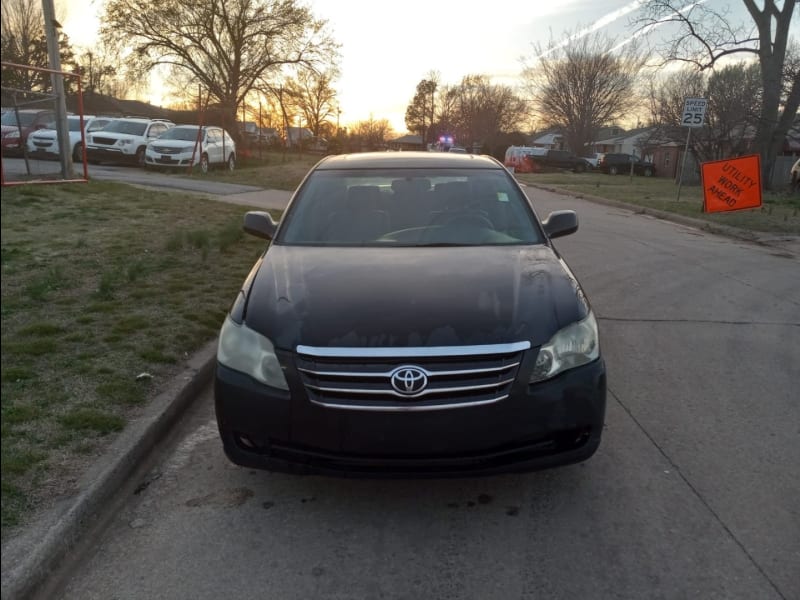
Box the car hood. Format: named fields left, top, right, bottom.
left=91, top=132, right=133, bottom=142
left=148, top=139, right=199, bottom=151
left=29, top=128, right=57, bottom=139
left=243, top=245, right=590, bottom=350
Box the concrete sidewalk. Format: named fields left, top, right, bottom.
left=2, top=183, right=795, bottom=599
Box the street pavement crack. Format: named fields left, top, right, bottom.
left=608, top=386, right=788, bottom=600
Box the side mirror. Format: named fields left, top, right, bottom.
left=243, top=211, right=278, bottom=240
left=542, top=210, right=578, bottom=239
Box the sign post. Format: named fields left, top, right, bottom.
left=676, top=97, right=708, bottom=202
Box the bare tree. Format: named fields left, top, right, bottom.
left=101, top=0, right=338, bottom=141
left=288, top=66, right=339, bottom=137
left=633, top=0, right=799, bottom=188
left=257, top=80, right=300, bottom=152
left=73, top=44, right=138, bottom=98
left=350, top=117, right=393, bottom=151
left=405, top=75, right=438, bottom=144
left=645, top=68, right=706, bottom=132
left=1, top=0, right=75, bottom=94
left=647, top=63, right=762, bottom=163
left=523, top=30, right=646, bottom=155
left=445, top=74, right=527, bottom=152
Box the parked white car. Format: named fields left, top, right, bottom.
left=86, top=117, right=174, bottom=165
left=26, top=115, right=114, bottom=162
left=144, top=125, right=236, bottom=172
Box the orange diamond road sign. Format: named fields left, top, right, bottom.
left=701, top=154, right=762, bottom=213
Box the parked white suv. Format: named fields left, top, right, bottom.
left=144, top=124, right=236, bottom=172
left=86, top=117, right=174, bottom=165
left=27, top=115, right=114, bottom=162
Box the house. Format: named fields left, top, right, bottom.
left=530, top=131, right=563, bottom=149
left=592, top=127, right=659, bottom=158
left=285, top=126, right=313, bottom=147
left=388, top=134, right=424, bottom=151
left=257, top=127, right=280, bottom=145
left=651, top=141, right=685, bottom=180
left=238, top=121, right=260, bottom=142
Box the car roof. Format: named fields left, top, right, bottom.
left=115, top=117, right=172, bottom=123
left=172, top=124, right=220, bottom=129
left=314, top=151, right=503, bottom=170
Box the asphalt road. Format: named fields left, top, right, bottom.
left=40, top=188, right=800, bottom=600
left=2, top=156, right=263, bottom=196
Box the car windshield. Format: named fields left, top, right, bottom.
left=158, top=127, right=201, bottom=141
left=278, top=168, right=544, bottom=247
left=1, top=111, right=37, bottom=127
left=102, top=120, right=148, bottom=136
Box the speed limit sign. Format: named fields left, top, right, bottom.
left=682, top=97, right=707, bottom=128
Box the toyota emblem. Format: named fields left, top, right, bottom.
left=390, top=366, right=428, bottom=395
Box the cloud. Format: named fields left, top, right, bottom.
left=608, top=0, right=710, bottom=53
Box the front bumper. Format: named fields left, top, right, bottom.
left=215, top=356, right=606, bottom=477
left=86, top=146, right=137, bottom=163
left=144, top=152, right=197, bottom=168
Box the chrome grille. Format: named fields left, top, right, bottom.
left=152, top=146, right=181, bottom=154
left=296, top=342, right=530, bottom=412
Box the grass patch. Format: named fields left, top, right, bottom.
left=1, top=448, right=47, bottom=476
left=183, top=151, right=317, bottom=189
left=5, top=338, right=58, bottom=357
left=517, top=172, right=799, bottom=235
left=2, top=403, right=44, bottom=424
left=1, top=180, right=269, bottom=538
left=95, top=378, right=147, bottom=405
left=18, top=322, right=65, bottom=336
left=59, top=408, right=125, bottom=434
left=2, top=366, right=35, bottom=381
left=1, top=481, right=28, bottom=528
left=138, top=349, right=178, bottom=364
left=24, top=267, right=67, bottom=301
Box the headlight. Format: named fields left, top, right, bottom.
left=3, top=129, right=19, bottom=138
left=217, top=316, right=289, bottom=390
left=118, top=139, right=132, bottom=146
left=530, top=312, right=599, bottom=383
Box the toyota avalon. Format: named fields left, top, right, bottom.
left=214, top=152, right=606, bottom=476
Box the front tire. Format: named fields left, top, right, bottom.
left=72, top=143, right=83, bottom=163
left=642, top=167, right=654, bottom=177
left=227, top=153, right=235, bottom=172
left=609, top=165, right=619, bottom=175
left=135, top=147, right=146, bottom=167
left=199, top=153, right=209, bottom=174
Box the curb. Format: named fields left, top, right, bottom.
left=524, top=182, right=799, bottom=253
left=0, top=341, right=218, bottom=600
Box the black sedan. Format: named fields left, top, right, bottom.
left=598, top=153, right=656, bottom=176
left=214, top=152, right=606, bottom=476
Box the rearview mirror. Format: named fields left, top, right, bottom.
left=243, top=211, right=278, bottom=240
left=542, top=210, right=578, bottom=239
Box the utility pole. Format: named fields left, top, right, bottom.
left=42, top=0, right=72, bottom=178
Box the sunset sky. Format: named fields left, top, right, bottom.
left=57, top=0, right=780, bottom=133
